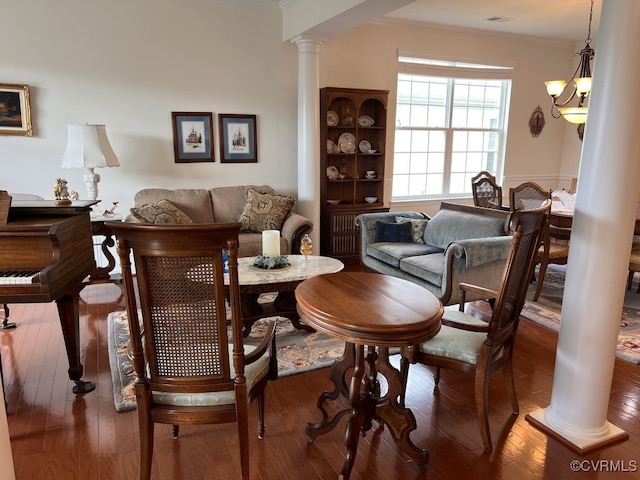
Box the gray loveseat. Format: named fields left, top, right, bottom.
left=126, top=184, right=313, bottom=258
left=355, top=202, right=512, bottom=306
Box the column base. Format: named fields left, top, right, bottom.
left=526, top=408, right=628, bottom=454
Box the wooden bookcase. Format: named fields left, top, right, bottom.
left=320, top=87, right=390, bottom=263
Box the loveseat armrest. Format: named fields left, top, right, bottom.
left=281, top=212, right=313, bottom=254
left=447, top=236, right=512, bottom=268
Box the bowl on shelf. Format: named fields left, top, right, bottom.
left=364, top=196, right=378, bottom=203
left=327, top=199, right=341, bottom=205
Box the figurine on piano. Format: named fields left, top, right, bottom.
left=53, top=178, right=72, bottom=205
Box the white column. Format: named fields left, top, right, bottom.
left=0, top=382, right=16, bottom=480
left=293, top=37, right=322, bottom=250
left=527, top=0, right=640, bottom=451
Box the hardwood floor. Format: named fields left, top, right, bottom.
left=2, top=282, right=640, bottom=479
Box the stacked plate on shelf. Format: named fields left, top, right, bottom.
left=338, top=133, right=355, bottom=153
left=358, top=115, right=375, bottom=127
left=327, top=111, right=339, bottom=126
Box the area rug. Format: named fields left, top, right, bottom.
left=107, top=310, right=346, bottom=412
left=521, top=265, right=640, bottom=364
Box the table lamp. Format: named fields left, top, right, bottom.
left=61, top=124, right=119, bottom=201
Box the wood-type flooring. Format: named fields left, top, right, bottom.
left=2, top=281, right=639, bottom=479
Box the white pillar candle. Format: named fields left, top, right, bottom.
left=262, top=230, right=280, bottom=257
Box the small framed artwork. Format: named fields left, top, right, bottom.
left=218, top=114, right=257, bottom=163
left=0, top=83, right=33, bottom=136
left=171, top=112, right=214, bottom=163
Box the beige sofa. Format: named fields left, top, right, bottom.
left=126, top=185, right=313, bottom=257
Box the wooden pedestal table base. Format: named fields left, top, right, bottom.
left=295, top=272, right=443, bottom=480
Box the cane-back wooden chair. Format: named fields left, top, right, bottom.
left=400, top=201, right=549, bottom=452
left=471, top=171, right=504, bottom=209
left=108, top=222, right=278, bottom=480
left=509, top=182, right=565, bottom=301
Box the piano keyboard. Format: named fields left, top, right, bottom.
left=0, top=271, right=39, bottom=284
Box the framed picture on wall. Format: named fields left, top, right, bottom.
left=171, top=112, right=214, bottom=163
left=0, top=83, right=33, bottom=136
left=218, top=114, right=257, bottom=163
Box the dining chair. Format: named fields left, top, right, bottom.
left=400, top=200, right=549, bottom=452
left=532, top=216, right=571, bottom=302
left=628, top=240, right=640, bottom=293
left=108, top=221, right=278, bottom=480
left=509, top=182, right=560, bottom=301
left=471, top=171, right=504, bottom=209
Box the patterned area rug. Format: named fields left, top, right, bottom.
left=521, top=265, right=640, bottom=364
left=107, top=310, right=346, bottom=412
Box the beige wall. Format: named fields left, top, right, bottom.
left=3, top=1, right=582, bottom=218
left=320, top=21, right=583, bottom=214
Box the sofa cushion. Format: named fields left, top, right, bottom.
left=239, top=189, right=295, bottom=232
left=209, top=185, right=274, bottom=224
left=375, top=221, right=413, bottom=243
left=132, top=188, right=213, bottom=223
left=424, top=208, right=506, bottom=250
left=400, top=253, right=447, bottom=287
left=367, top=243, right=443, bottom=268
left=395, top=217, right=429, bottom=243
left=130, top=199, right=194, bottom=224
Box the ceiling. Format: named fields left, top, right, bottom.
left=254, top=0, right=602, bottom=43
left=383, top=0, right=601, bottom=43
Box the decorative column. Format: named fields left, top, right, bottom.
left=0, top=381, right=16, bottom=480
left=526, top=0, right=640, bottom=452
left=293, top=36, right=323, bottom=249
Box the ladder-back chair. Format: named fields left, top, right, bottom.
left=471, top=171, right=504, bottom=209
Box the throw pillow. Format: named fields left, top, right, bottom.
left=239, top=189, right=295, bottom=232
left=395, top=216, right=429, bottom=244
left=374, top=221, right=413, bottom=243
left=130, top=199, right=193, bottom=224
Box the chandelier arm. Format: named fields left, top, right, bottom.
left=551, top=88, right=578, bottom=109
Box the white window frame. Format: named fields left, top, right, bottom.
left=392, top=54, right=513, bottom=202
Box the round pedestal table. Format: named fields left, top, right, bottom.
left=295, top=272, right=443, bottom=480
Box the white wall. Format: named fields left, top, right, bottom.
left=3, top=0, right=299, bottom=214
left=2, top=1, right=583, bottom=219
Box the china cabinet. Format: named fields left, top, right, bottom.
left=320, top=87, right=389, bottom=263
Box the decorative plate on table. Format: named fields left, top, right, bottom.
left=338, top=133, right=356, bottom=153
left=359, top=140, right=372, bottom=153
left=358, top=115, right=375, bottom=127
left=327, top=111, right=339, bottom=127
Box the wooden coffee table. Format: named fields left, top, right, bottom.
left=227, top=254, right=344, bottom=335
left=295, top=272, right=443, bottom=479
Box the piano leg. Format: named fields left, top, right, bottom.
left=55, top=289, right=96, bottom=394
left=0, top=304, right=16, bottom=329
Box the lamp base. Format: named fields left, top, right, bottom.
left=83, top=168, right=100, bottom=202
left=55, top=199, right=72, bottom=206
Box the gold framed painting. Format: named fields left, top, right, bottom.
left=0, top=83, right=32, bottom=136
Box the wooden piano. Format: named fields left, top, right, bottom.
left=0, top=191, right=96, bottom=394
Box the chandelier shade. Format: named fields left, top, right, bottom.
left=544, top=0, right=595, bottom=129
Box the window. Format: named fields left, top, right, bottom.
left=392, top=55, right=512, bottom=201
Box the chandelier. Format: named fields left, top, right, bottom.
left=544, top=0, right=595, bottom=125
